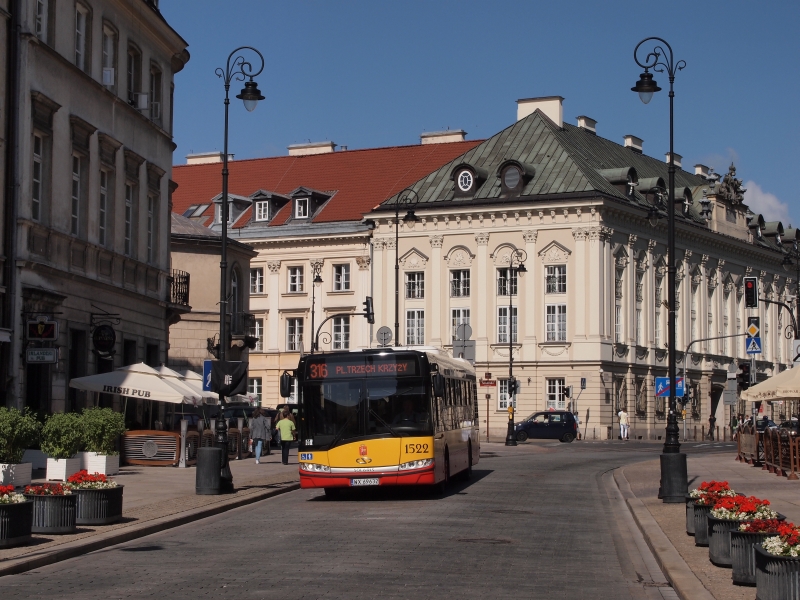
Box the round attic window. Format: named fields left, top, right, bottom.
left=457, top=170, right=474, bottom=193
left=502, top=166, right=521, bottom=190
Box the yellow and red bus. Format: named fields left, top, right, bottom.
left=285, top=348, right=479, bottom=495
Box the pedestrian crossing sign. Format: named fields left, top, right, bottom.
left=746, top=337, right=762, bottom=354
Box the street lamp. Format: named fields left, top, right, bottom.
left=504, top=249, right=527, bottom=447
left=393, top=189, right=420, bottom=346
left=310, top=262, right=323, bottom=351
left=632, top=37, right=687, bottom=503
left=215, top=46, right=264, bottom=491
left=783, top=253, right=800, bottom=343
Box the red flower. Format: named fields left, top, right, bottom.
left=67, top=470, right=108, bottom=484
left=740, top=519, right=783, bottom=533
left=0, top=485, right=15, bottom=495
left=24, top=483, right=70, bottom=496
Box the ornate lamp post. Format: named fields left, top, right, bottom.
left=783, top=252, right=800, bottom=344
left=310, top=262, right=323, bottom=352
left=215, top=47, right=264, bottom=491
left=393, top=189, right=420, bottom=346
left=504, top=249, right=527, bottom=446
left=632, top=37, right=687, bottom=502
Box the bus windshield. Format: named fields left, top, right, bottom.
left=302, top=377, right=431, bottom=448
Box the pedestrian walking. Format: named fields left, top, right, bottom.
left=249, top=407, right=271, bottom=464
left=618, top=408, right=629, bottom=440
left=574, top=412, right=582, bottom=440
left=708, top=414, right=717, bottom=441
left=275, top=408, right=296, bottom=465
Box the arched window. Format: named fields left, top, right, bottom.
left=231, top=269, right=240, bottom=321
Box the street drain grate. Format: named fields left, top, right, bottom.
left=457, top=538, right=513, bottom=545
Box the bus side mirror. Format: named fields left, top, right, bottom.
left=433, top=373, right=445, bottom=398
left=279, top=372, right=292, bottom=398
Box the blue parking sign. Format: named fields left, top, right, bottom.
left=655, top=376, right=685, bottom=397
left=203, top=359, right=213, bottom=392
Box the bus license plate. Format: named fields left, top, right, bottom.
left=350, top=478, right=379, bottom=487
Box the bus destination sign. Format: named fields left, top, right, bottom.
left=306, top=356, right=418, bottom=380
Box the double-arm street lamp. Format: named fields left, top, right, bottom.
left=215, top=47, right=264, bottom=491
left=782, top=250, right=800, bottom=343
left=504, top=249, right=527, bottom=447
left=631, top=37, right=687, bottom=502
left=310, top=262, right=323, bottom=352
left=393, top=189, right=420, bottom=346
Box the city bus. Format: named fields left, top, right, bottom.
left=282, top=348, right=479, bottom=495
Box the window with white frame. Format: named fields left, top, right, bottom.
left=497, top=268, right=518, bottom=296
left=124, top=183, right=133, bottom=256
left=254, top=201, right=269, bottom=221
left=497, top=306, right=517, bottom=344
left=149, top=64, right=162, bottom=122
left=546, top=304, right=567, bottom=342
left=71, top=155, right=81, bottom=235
left=102, top=25, right=116, bottom=88
left=32, top=134, right=43, bottom=222
left=75, top=4, right=88, bottom=70
left=247, top=377, right=262, bottom=402
left=405, top=272, right=424, bottom=299
left=546, top=378, right=566, bottom=410
left=451, top=308, right=470, bottom=341
left=546, top=265, right=566, bottom=294
left=146, top=195, right=154, bottom=263
left=333, top=264, right=350, bottom=291
left=127, top=45, right=141, bottom=105
left=214, top=202, right=234, bottom=225
left=250, top=268, right=264, bottom=294
left=295, top=198, right=308, bottom=218
left=286, top=318, right=303, bottom=351
left=99, top=170, right=109, bottom=246
left=35, top=0, right=48, bottom=42
left=288, top=266, right=304, bottom=293
left=498, top=379, right=515, bottom=410
left=406, top=310, right=424, bottom=345
left=250, top=318, right=263, bottom=352
left=450, top=270, right=470, bottom=297
left=333, top=316, right=350, bottom=350
left=614, top=305, right=622, bottom=343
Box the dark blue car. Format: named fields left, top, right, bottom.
left=515, top=411, right=578, bottom=443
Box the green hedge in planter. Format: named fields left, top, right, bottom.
left=81, top=408, right=125, bottom=455
left=0, top=408, right=41, bottom=464
left=41, top=413, right=83, bottom=460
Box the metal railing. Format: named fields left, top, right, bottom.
left=169, top=270, right=190, bottom=306
left=230, top=311, right=255, bottom=336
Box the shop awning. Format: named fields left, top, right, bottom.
left=741, top=366, right=800, bottom=402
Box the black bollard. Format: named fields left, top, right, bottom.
left=196, top=447, right=223, bottom=495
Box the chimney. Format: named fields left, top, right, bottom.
left=623, top=135, right=643, bottom=154
left=576, top=116, right=596, bottom=134
left=420, top=130, right=467, bottom=145
left=694, top=164, right=709, bottom=178
left=288, top=141, right=337, bottom=156
left=665, top=152, right=682, bottom=168
left=516, top=96, right=564, bottom=127
left=186, top=151, right=234, bottom=165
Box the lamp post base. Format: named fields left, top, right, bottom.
left=659, top=452, right=688, bottom=503
left=505, top=421, right=517, bottom=446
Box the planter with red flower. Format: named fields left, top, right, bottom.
left=0, top=485, right=33, bottom=547
left=688, top=481, right=737, bottom=545
left=68, top=470, right=123, bottom=525
left=732, top=519, right=784, bottom=586
left=756, top=522, right=800, bottom=599
left=708, top=496, right=782, bottom=567
left=24, top=483, right=76, bottom=534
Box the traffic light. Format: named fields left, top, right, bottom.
left=507, top=377, right=517, bottom=396
left=738, top=363, right=751, bottom=390
left=363, top=296, right=374, bottom=324
left=744, top=277, right=758, bottom=308
left=564, top=385, right=572, bottom=398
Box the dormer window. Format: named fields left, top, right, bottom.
left=295, top=198, right=309, bottom=218
left=254, top=201, right=269, bottom=222
left=502, top=166, right=521, bottom=190
left=497, top=160, right=535, bottom=196
left=215, top=203, right=233, bottom=224
left=457, top=169, right=474, bottom=193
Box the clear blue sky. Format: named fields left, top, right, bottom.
left=162, top=0, right=799, bottom=226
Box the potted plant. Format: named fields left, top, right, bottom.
left=79, top=408, right=125, bottom=475
left=0, top=485, right=33, bottom=547
left=708, top=495, right=781, bottom=567
left=689, top=480, right=737, bottom=546
left=23, top=483, right=76, bottom=534
left=68, top=470, right=123, bottom=525
left=756, top=522, right=800, bottom=599
left=0, top=408, right=41, bottom=487
left=732, top=519, right=784, bottom=586
left=41, top=412, right=83, bottom=481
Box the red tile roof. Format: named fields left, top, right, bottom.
left=172, top=141, right=482, bottom=226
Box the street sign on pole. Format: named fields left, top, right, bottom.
left=580, top=377, right=587, bottom=390
left=747, top=317, right=760, bottom=338
left=746, top=337, right=762, bottom=355
left=655, top=376, right=685, bottom=397
left=203, top=359, right=212, bottom=391
left=723, top=390, right=738, bottom=406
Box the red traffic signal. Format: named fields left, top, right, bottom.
left=744, top=277, right=758, bottom=308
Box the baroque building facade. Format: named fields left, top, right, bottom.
left=2, top=0, right=189, bottom=420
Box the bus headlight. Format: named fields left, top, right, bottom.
left=399, top=459, right=433, bottom=471
left=300, top=463, right=330, bottom=473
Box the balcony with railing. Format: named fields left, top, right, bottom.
left=169, top=270, right=190, bottom=306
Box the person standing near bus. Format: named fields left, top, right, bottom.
left=250, top=408, right=271, bottom=464
left=275, top=409, right=296, bottom=465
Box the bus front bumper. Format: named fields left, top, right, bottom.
left=300, top=465, right=436, bottom=488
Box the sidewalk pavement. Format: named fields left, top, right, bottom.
left=0, top=446, right=300, bottom=577
left=619, top=451, right=800, bottom=600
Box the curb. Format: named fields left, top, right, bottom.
left=0, top=482, right=300, bottom=578
left=613, top=469, right=714, bottom=600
